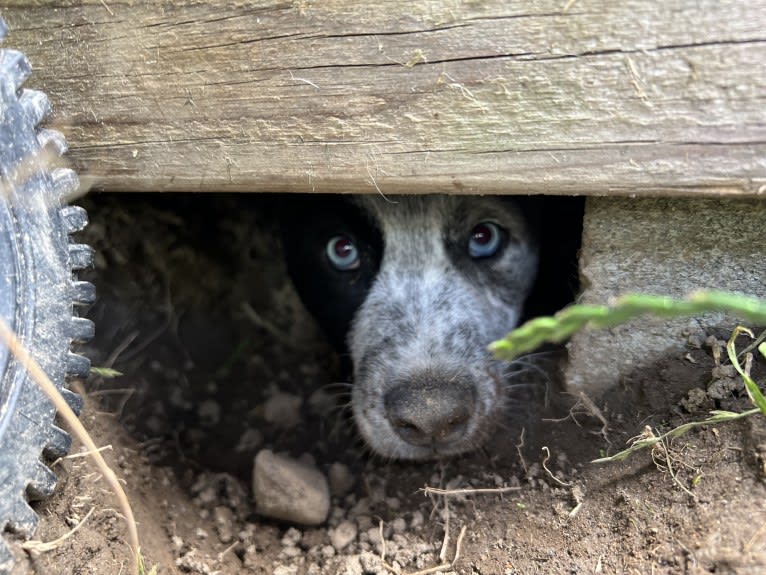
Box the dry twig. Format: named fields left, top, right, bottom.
left=21, top=507, right=95, bottom=554
left=422, top=485, right=520, bottom=497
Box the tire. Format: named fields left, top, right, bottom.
left=0, top=16, right=95, bottom=572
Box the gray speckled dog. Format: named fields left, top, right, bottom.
left=282, top=195, right=543, bottom=460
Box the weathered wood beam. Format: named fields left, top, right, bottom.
left=4, top=1, right=765, bottom=195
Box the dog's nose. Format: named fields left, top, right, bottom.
left=384, top=379, right=476, bottom=448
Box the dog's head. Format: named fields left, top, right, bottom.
left=282, top=195, right=540, bottom=459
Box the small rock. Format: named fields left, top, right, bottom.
left=263, top=392, right=303, bottom=429
left=214, top=506, right=235, bottom=544
left=238, top=523, right=256, bottom=545
left=281, top=527, right=302, bottom=547
left=391, top=517, right=407, bottom=534
left=366, top=526, right=382, bottom=546
left=308, top=388, right=335, bottom=417
left=282, top=546, right=302, bottom=558
left=409, top=511, right=424, bottom=530
left=328, top=463, right=355, bottom=497
left=175, top=549, right=214, bottom=574
left=242, top=544, right=259, bottom=568
left=330, top=520, right=358, bottom=551
left=235, top=428, right=263, bottom=452
left=298, top=452, right=316, bottom=467
left=253, top=450, right=330, bottom=525
left=197, top=399, right=221, bottom=426
left=330, top=506, right=345, bottom=523
left=356, top=515, right=373, bottom=532
left=321, top=545, right=336, bottom=558
left=349, top=497, right=371, bottom=518
left=193, top=486, right=217, bottom=507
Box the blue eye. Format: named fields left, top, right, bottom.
left=468, top=222, right=502, bottom=258
left=326, top=235, right=360, bottom=270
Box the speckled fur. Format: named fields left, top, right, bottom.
left=348, top=196, right=539, bottom=459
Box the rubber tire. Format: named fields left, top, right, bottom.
left=0, top=16, right=95, bottom=572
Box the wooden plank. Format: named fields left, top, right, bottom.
left=3, top=1, right=765, bottom=195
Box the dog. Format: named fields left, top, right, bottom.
left=281, top=194, right=581, bottom=460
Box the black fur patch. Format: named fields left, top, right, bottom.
left=279, top=195, right=383, bottom=351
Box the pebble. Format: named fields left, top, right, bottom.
left=282, top=546, right=303, bottom=558
left=330, top=520, right=358, bottom=551
left=263, top=393, right=303, bottom=429
left=253, top=450, right=330, bottom=525
left=349, top=497, right=371, bottom=517
left=356, top=515, right=373, bottom=532
left=213, top=506, right=235, bottom=544
left=366, top=526, right=382, bottom=546
left=321, top=544, right=336, bottom=558
left=175, top=549, right=213, bottom=574
left=328, top=463, right=355, bottom=497
left=410, top=511, right=424, bottom=530
left=281, top=527, right=302, bottom=547
left=391, top=517, right=407, bottom=534
left=235, top=428, right=264, bottom=452
left=308, top=388, right=335, bottom=417
left=242, top=544, right=259, bottom=568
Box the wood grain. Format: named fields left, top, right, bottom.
left=4, top=1, right=765, bottom=195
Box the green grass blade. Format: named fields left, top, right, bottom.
left=90, top=366, right=124, bottom=379
left=726, top=327, right=766, bottom=415
left=491, top=290, right=766, bottom=362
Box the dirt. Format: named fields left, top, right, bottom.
left=7, top=194, right=766, bottom=575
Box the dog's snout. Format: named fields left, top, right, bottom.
left=384, top=376, right=476, bottom=449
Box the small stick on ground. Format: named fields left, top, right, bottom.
left=99, top=0, right=114, bottom=16
left=745, top=518, right=766, bottom=552
left=51, top=444, right=113, bottom=467
left=541, top=446, right=572, bottom=488
left=103, top=330, right=139, bottom=369
left=0, top=318, right=141, bottom=575
left=452, top=525, right=468, bottom=565
left=544, top=391, right=611, bottom=446
left=217, top=541, right=239, bottom=563
left=379, top=520, right=387, bottom=564
left=65, top=445, right=114, bottom=460
left=438, top=503, right=451, bottom=563
left=21, top=507, right=95, bottom=554
left=422, top=486, right=520, bottom=497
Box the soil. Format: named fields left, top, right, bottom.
left=7, top=194, right=766, bottom=575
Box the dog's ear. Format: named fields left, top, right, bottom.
left=278, top=195, right=383, bottom=353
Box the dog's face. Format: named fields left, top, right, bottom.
left=282, top=195, right=539, bottom=460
